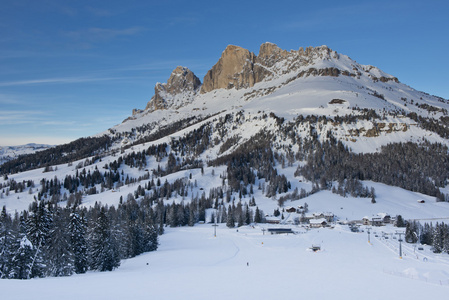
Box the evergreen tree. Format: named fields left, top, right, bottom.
left=69, top=209, right=88, bottom=274
left=432, top=222, right=444, bottom=253
left=0, top=206, right=14, bottom=278
left=226, top=205, right=235, bottom=228
left=254, top=206, right=261, bottom=223
left=45, top=208, right=74, bottom=277
left=395, top=215, right=405, bottom=227
left=405, top=221, right=418, bottom=243
left=89, top=208, right=120, bottom=271
left=10, top=235, right=35, bottom=279
left=26, top=202, right=51, bottom=278
left=143, top=219, right=158, bottom=252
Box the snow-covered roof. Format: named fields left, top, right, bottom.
left=310, top=218, right=327, bottom=224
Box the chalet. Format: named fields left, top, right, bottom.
left=377, top=213, right=391, bottom=224
left=310, top=218, right=328, bottom=228
left=285, top=206, right=297, bottom=213
left=265, top=217, right=281, bottom=224
left=313, top=212, right=325, bottom=219
left=323, top=212, right=335, bottom=223
left=371, top=217, right=383, bottom=226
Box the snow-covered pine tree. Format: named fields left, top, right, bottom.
left=89, top=207, right=120, bottom=272
left=26, top=201, right=51, bottom=278
left=69, top=208, right=88, bottom=274
left=432, top=222, right=444, bottom=253
left=143, top=217, right=158, bottom=252
left=0, top=206, right=15, bottom=278
left=45, top=207, right=74, bottom=277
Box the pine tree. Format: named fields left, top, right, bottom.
left=395, top=215, right=405, bottom=227
left=89, top=208, right=120, bottom=272
left=26, top=201, right=51, bottom=278
left=45, top=207, right=74, bottom=277
left=0, top=206, right=14, bottom=278
left=69, top=209, right=88, bottom=274
left=226, top=205, right=235, bottom=228
left=405, top=221, right=418, bottom=243
left=10, top=235, right=35, bottom=279
left=432, top=222, right=444, bottom=253
left=143, top=219, right=158, bottom=252
left=254, top=207, right=261, bottom=223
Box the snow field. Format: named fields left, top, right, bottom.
left=2, top=223, right=448, bottom=300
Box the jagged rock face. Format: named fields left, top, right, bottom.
left=201, top=42, right=325, bottom=93
left=253, top=42, right=288, bottom=82
left=144, top=42, right=399, bottom=111
left=145, top=66, right=201, bottom=110
left=201, top=45, right=256, bottom=94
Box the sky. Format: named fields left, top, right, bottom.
left=0, top=0, right=448, bottom=146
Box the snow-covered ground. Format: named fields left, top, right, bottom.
left=0, top=144, right=52, bottom=165
left=1, top=223, right=448, bottom=300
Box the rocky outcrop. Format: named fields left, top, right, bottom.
left=144, top=42, right=400, bottom=110
left=253, top=42, right=288, bottom=82
left=201, top=45, right=256, bottom=94
left=200, top=43, right=338, bottom=94
left=145, top=66, right=201, bottom=110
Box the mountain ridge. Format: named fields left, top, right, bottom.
left=2, top=42, right=449, bottom=208
left=140, top=42, right=400, bottom=115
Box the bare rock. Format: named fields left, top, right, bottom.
left=201, top=45, right=256, bottom=94
left=146, top=66, right=201, bottom=110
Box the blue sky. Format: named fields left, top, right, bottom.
left=1, top=0, right=448, bottom=146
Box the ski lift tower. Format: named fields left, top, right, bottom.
left=396, top=231, right=404, bottom=259
left=366, top=226, right=372, bottom=244
left=212, top=223, right=219, bottom=237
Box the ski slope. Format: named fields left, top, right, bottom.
left=1, top=223, right=448, bottom=300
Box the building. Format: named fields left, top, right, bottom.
left=267, top=228, right=294, bottom=235
left=309, top=218, right=328, bottom=228
left=265, top=217, right=280, bottom=224
left=371, top=217, right=383, bottom=226
left=285, top=206, right=297, bottom=213
left=362, top=217, right=371, bottom=225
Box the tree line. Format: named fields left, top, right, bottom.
left=405, top=220, right=449, bottom=254
left=0, top=199, right=158, bottom=280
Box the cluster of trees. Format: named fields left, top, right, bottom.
left=405, top=221, right=449, bottom=253
left=295, top=136, right=448, bottom=199
left=161, top=197, right=264, bottom=229
left=0, top=199, right=158, bottom=280
left=331, top=178, right=376, bottom=202
left=0, top=179, right=34, bottom=194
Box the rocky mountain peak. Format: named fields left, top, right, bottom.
left=142, top=42, right=399, bottom=113
left=145, top=66, right=201, bottom=111
left=200, top=45, right=257, bottom=94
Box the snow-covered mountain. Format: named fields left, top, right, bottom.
left=2, top=42, right=449, bottom=209
left=0, top=143, right=52, bottom=166
left=2, top=42, right=449, bottom=290
left=108, top=42, right=448, bottom=154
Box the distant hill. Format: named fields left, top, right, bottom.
left=0, top=143, right=52, bottom=166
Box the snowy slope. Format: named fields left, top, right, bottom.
left=0, top=144, right=52, bottom=165
left=1, top=224, right=448, bottom=300
left=101, top=44, right=448, bottom=155
left=1, top=44, right=449, bottom=297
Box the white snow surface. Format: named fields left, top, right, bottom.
left=2, top=223, right=449, bottom=300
